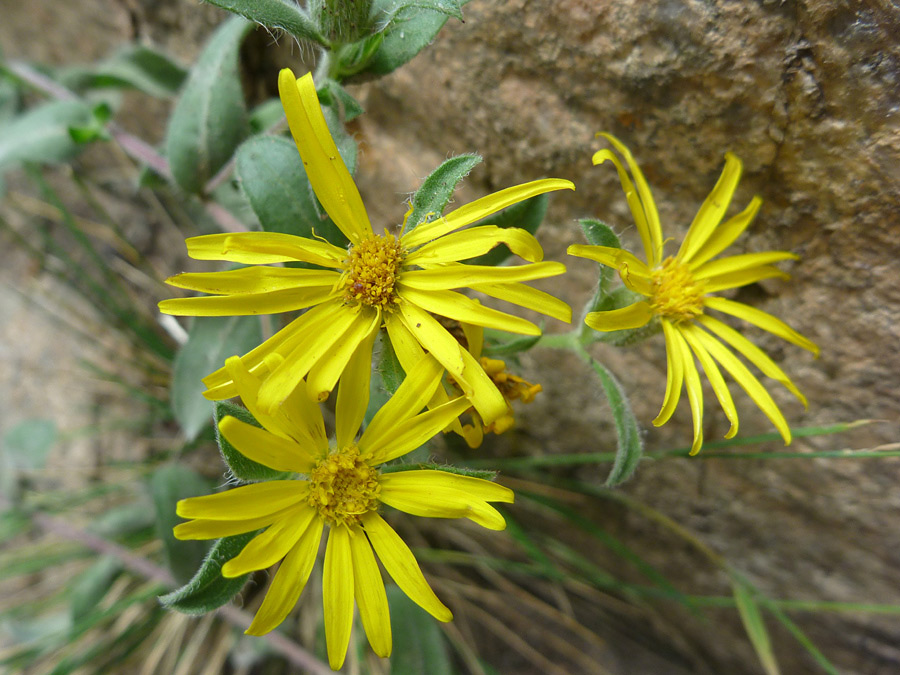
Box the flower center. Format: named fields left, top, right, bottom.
left=341, top=234, right=404, bottom=310
left=650, top=257, right=706, bottom=323
left=307, top=445, right=380, bottom=528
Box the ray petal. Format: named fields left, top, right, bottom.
left=219, top=416, right=317, bottom=473
left=566, top=244, right=652, bottom=278
left=364, top=397, right=472, bottom=464
left=400, top=261, right=566, bottom=290
left=307, top=310, right=380, bottom=403
left=398, top=286, right=540, bottom=335
left=693, top=251, right=798, bottom=280
left=678, top=153, right=743, bottom=262
left=670, top=326, right=704, bottom=454
left=704, top=296, right=819, bottom=356
left=584, top=301, right=653, bottom=332
left=688, top=196, right=762, bottom=267
left=175, top=481, right=306, bottom=520
left=222, top=506, right=315, bottom=577
left=165, top=267, right=340, bottom=295
left=405, top=226, right=544, bottom=265
left=184, top=232, right=347, bottom=266
left=323, top=526, right=355, bottom=670
left=680, top=325, right=739, bottom=438
left=469, top=281, right=572, bottom=323
left=653, top=320, right=685, bottom=426
left=335, top=328, right=379, bottom=448
left=159, top=285, right=338, bottom=316
left=350, top=528, right=392, bottom=657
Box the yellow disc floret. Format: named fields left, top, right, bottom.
left=307, top=445, right=380, bottom=528
left=341, top=234, right=404, bottom=310
left=650, top=257, right=706, bottom=323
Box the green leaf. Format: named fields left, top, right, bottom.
left=480, top=332, right=541, bottom=358
left=214, top=400, right=286, bottom=482
left=579, top=218, right=621, bottom=298
left=377, top=333, right=406, bottom=395
left=468, top=194, right=549, bottom=267
left=403, top=153, right=481, bottom=233
left=60, top=45, right=187, bottom=98
left=0, top=100, right=93, bottom=169
left=171, top=315, right=263, bottom=441
left=586, top=357, right=643, bottom=486
left=0, top=75, right=19, bottom=124
left=319, top=79, right=365, bottom=121
left=234, top=135, right=347, bottom=245
left=387, top=584, right=454, bottom=675
left=363, top=1, right=466, bottom=77
left=165, top=16, right=252, bottom=194
left=69, top=556, right=123, bottom=623
left=2, top=419, right=57, bottom=470
left=158, top=531, right=256, bottom=614
left=204, top=0, right=329, bottom=47
left=87, top=500, right=156, bottom=538
left=149, top=465, right=212, bottom=584
left=733, top=581, right=781, bottom=675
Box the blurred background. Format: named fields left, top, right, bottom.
left=1, top=1, right=899, bottom=673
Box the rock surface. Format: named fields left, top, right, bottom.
left=2, top=1, right=899, bottom=673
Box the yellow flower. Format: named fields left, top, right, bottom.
left=568, top=134, right=819, bottom=454
left=159, top=69, right=573, bottom=427
left=438, top=320, right=542, bottom=448
left=174, top=353, right=513, bottom=670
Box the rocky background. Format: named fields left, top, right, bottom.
left=2, top=1, right=899, bottom=673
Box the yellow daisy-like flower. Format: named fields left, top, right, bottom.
left=159, top=69, right=573, bottom=426
left=174, top=351, right=513, bottom=670
left=568, top=134, right=819, bottom=454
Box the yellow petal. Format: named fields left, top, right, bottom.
left=653, top=321, right=684, bottom=426
left=174, top=509, right=288, bottom=540
left=702, top=265, right=790, bottom=294
left=401, top=178, right=574, bottom=248
left=335, top=327, right=378, bottom=449
left=246, top=516, right=323, bottom=635
left=381, top=471, right=514, bottom=503
left=400, top=261, right=566, bottom=290
left=678, top=153, right=743, bottom=263
left=362, top=512, right=452, bottom=622
left=704, top=296, right=819, bottom=356
left=396, top=302, right=464, bottom=375
left=185, top=232, right=347, bottom=267
left=364, top=397, right=472, bottom=465
left=361, top=354, right=444, bottom=453
left=306, top=310, right=380, bottom=403
left=470, top=281, right=572, bottom=323
left=222, top=506, right=315, bottom=578
left=218, top=416, right=317, bottom=474
left=384, top=313, right=427, bottom=370
left=165, top=267, right=339, bottom=295
left=670, top=326, right=704, bottom=455
left=350, top=527, right=392, bottom=658
left=256, top=306, right=371, bottom=413
left=380, top=483, right=507, bottom=530
left=456, top=347, right=510, bottom=426
left=697, top=314, right=807, bottom=407
left=323, top=525, right=355, bottom=670
left=405, top=226, right=544, bottom=265
left=690, top=326, right=792, bottom=444
left=693, top=251, right=798, bottom=280
left=397, top=286, right=540, bottom=336
left=462, top=322, right=484, bottom=358
left=201, top=300, right=346, bottom=396
left=687, top=196, right=762, bottom=267
left=279, top=69, right=372, bottom=243
left=680, top=325, right=739, bottom=439
left=159, top=286, right=338, bottom=317
left=595, top=133, right=663, bottom=266
left=584, top=301, right=654, bottom=332
left=566, top=244, right=652, bottom=279
left=176, top=481, right=306, bottom=520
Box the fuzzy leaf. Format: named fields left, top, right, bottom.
left=587, top=358, right=643, bottom=486
left=319, top=79, right=365, bottom=121
left=363, top=0, right=467, bottom=77
left=234, top=135, right=347, bottom=245
left=468, top=194, right=549, bottom=266
left=171, top=316, right=263, bottom=441
left=580, top=218, right=621, bottom=297
left=404, top=154, right=481, bottom=233
left=387, top=584, right=453, bottom=675
left=377, top=334, right=406, bottom=396
left=481, top=332, right=541, bottom=358
left=69, top=556, right=123, bottom=623
left=158, top=532, right=256, bottom=614
left=204, top=0, right=329, bottom=46
left=0, top=100, right=93, bottom=169
left=149, top=465, right=212, bottom=584
left=214, top=400, right=287, bottom=482
left=1, top=419, right=57, bottom=469
left=165, top=16, right=252, bottom=194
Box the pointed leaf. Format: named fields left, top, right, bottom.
left=586, top=357, right=643, bottom=486
left=159, top=531, right=256, bottom=614
left=386, top=585, right=453, bottom=675
left=733, top=581, right=781, bottom=675
left=204, top=0, right=329, bottom=46
left=60, top=45, right=187, bottom=98
left=171, top=315, right=262, bottom=441
left=69, top=556, right=123, bottom=623
left=579, top=218, right=622, bottom=301
left=165, top=16, right=252, bottom=194
left=214, top=400, right=287, bottom=482
left=404, top=154, right=482, bottom=233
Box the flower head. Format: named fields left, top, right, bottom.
left=568, top=134, right=819, bottom=454
left=159, top=69, right=573, bottom=427
left=174, top=352, right=513, bottom=670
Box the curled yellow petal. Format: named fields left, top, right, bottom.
left=584, top=301, right=654, bottom=332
